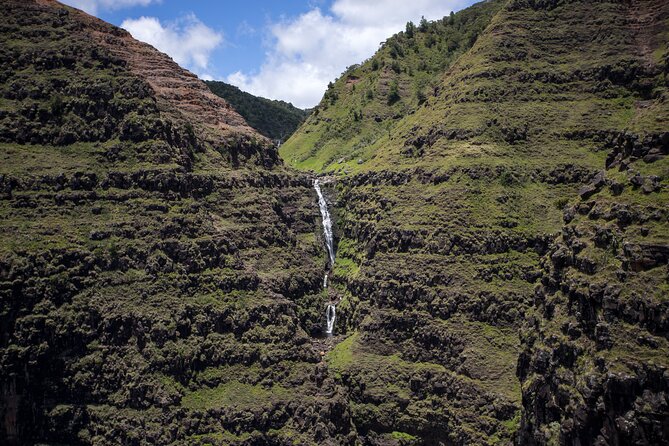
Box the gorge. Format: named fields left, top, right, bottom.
left=1, top=0, right=668, bottom=445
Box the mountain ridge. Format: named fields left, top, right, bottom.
left=0, top=0, right=667, bottom=445
left=282, top=0, right=669, bottom=444
left=206, top=80, right=310, bottom=142
left=0, top=1, right=344, bottom=444
left=280, top=0, right=506, bottom=172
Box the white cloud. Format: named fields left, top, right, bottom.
left=61, top=0, right=160, bottom=15
left=120, top=14, right=223, bottom=75
left=331, top=0, right=467, bottom=26
left=227, top=0, right=469, bottom=108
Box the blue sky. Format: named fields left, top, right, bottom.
left=61, top=0, right=476, bottom=108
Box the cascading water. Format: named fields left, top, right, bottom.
left=314, top=179, right=335, bottom=266
left=326, top=304, right=336, bottom=335
left=314, top=178, right=336, bottom=334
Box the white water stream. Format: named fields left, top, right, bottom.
left=314, top=179, right=335, bottom=265
left=325, top=304, right=336, bottom=335
left=314, top=179, right=336, bottom=334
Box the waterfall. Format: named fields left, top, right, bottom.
left=325, top=304, right=336, bottom=335
left=314, top=178, right=336, bottom=335
left=314, top=179, right=335, bottom=266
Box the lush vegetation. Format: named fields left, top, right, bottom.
left=1, top=0, right=668, bottom=445
left=282, top=0, right=669, bottom=444
left=0, top=2, right=336, bottom=445
left=206, top=80, right=309, bottom=141
left=280, top=0, right=505, bottom=171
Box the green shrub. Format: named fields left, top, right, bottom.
left=387, top=81, right=401, bottom=105
left=49, top=94, right=64, bottom=116
left=554, top=197, right=569, bottom=210
left=405, top=21, right=416, bottom=38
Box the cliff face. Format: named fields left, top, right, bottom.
left=283, top=0, right=669, bottom=444
left=1, top=0, right=668, bottom=445
left=516, top=1, right=669, bottom=442
left=0, top=1, right=348, bottom=444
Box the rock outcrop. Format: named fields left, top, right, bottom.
left=0, top=1, right=349, bottom=445
left=282, top=0, right=669, bottom=444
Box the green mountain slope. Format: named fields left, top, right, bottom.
left=206, top=80, right=309, bottom=141
left=0, top=2, right=343, bottom=444
left=282, top=0, right=669, bottom=444
left=1, top=0, right=668, bottom=445
left=280, top=0, right=506, bottom=171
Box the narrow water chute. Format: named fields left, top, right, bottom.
left=314, top=179, right=335, bottom=266
left=314, top=179, right=336, bottom=334
left=325, top=304, right=336, bottom=335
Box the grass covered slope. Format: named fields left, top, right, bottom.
left=280, top=0, right=506, bottom=172
left=1, top=0, right=667, bottom=445
left=0, top=2, right=348, bottom=445
left=206, top=80, right=309, bottom=141
left=283, top=0, right=669, bottom=444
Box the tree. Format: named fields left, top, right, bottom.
left=389, top=40, right=404, bottom=59
left=329, top=91, right=338, bottom=105
left=418, top=16, right=429, bottom=32
left=391, top=61, right=401, bottom=74
left=416, top=88, right=427, bottom=105
left=405, top=21, right=416, bottom=38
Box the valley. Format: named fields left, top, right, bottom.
left=1, top=0, right=668, bottom=445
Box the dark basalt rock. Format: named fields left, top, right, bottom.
left=0, top=2, right=345, bottom=445
left=622, top=242, right=669, bottom=272
left=578, top=183, right=598, bottom=200
left=641, top=175, right=662, bottom=194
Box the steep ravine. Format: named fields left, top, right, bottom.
left=283, top=0, right=669, bottom=445
left=1, top=0, right=668, bottom=445
left=0, top=1, right=352, bottom=444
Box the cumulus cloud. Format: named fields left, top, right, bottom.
left=121, top=14, right=223, bottom=75
left=227, top=0, right=469, bottom=108
left=61, top=0, right=160, bottom=16
left=331, top=0, right=467, bottom=26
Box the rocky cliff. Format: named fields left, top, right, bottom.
left=1, top=0, right=668, bottom=445
left=0, top=1, right=349, bottom=444
left=516, top=1, right=669, bottom=442
left=283, top=0, right=669, bottom=444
